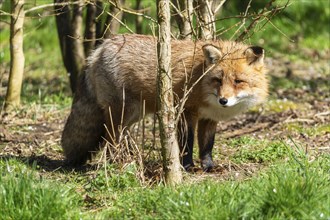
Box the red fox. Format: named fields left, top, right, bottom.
left=61, top=34, right=268, bottom=171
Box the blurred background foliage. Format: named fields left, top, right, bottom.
left=0, top=0, right=329, bottom=104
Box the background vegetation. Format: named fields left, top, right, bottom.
left=0, top=0, right=329, bottom=219
left=1, top=0, right=329, bottom=104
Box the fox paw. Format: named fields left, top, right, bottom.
left=201, top=157, right=214, bottom=172
left=183, top=161, right=195, bottom=171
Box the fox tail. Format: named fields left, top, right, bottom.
left=61, top=75, right=105, bottom=165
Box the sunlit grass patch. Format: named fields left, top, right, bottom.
left=2, top=102, right=70, bottom=122
left=1, top=133, right=329, bottom=220
left=83, top=163, right=141, bottom=193
left=263, top=99, right=298, bottom=113
left=226, top=136, right=288, bottom=164
left=257, top=156, right=330, bottom=219
left=0, top=159, right=83, bottom=220
left=286, top=123, right=330, bottom=137
left=249, top=98, right=299, bottom=114
left=94, top=144, right=330, bottom=219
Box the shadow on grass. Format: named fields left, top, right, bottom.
left=0, top=154, right=97, bottom=173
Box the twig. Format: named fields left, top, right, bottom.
left=25, top=1, right=82, bottom=14
left=262, top=16, right=294, bottom=42
left=104, top=10, right=134, bottom=34
left=230, top=0, right=252, bottom=40
left=235, top=0, right=290, bottom=42
left=214, top=0, right=227, bottom=14
left=314, top=111, right=330, bottom=117
left=223, top=122, right=271, bottom=139
left=175, top=62, right=217, bottom=125
left=108, top=0, right=157, bottom=23
left=283, top=118, right=315, bottom=124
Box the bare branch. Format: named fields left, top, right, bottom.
left=104, top=0, right=125, bottom=37
left=230, top=0, right=252, bottom=40
left=214, top=0, right=226, bottom=13
left=171, top=0, right=194, bottom=39
left=25, top=1, right=82, bottom=14
left=235, top=0, right=287, bottom=42
left=108, top=0, right=157, bottom=24
left=196, top=0, right=216, bottom=40
left=104, top=9, right=134, bottom=34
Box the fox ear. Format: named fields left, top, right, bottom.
left=202, top=44, right=222, bottom=65
left=244, top=46, right=264, bottom=65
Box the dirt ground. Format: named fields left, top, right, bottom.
left=1, top=56, right=329, bottom=180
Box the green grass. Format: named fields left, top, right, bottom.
left=1, top=143, right=329, bottom=220
left=83, top=163, right=140, bottom=193
left=0, top=160, right=83, bottom=220
left=225, top=136, right=288, bottom=164
left=92, top=148, right=330, bottom=219
left=263, top=99, right=298, bottom=113
left=286, top=123, right=330, bottom=137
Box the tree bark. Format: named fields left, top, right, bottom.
left=196, top=0, right=216, bottom=40
left=54, top=0, right=72, bottom=89
left=69, top=0, right=85, bottom=91
left=104, top=0, right=125, bottom=38
left=5, top=0, right=25, bottom=110
left=135, top=0, right=143, bottom=34
left=157, top=0, right=182, bottom=186
left=54, top=0, right=85, bottom=93
left=84, top=0, right=97, bottom=56
left=95, top=0, right=104, bottom=44
left=172, top=0, right=193, bottom=39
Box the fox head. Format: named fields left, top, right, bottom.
left=200, top=42, right=268, bottom=112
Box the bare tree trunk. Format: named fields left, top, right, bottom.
left=54, top=0, right=85, bottom=93
left=157, top=0, right=182, bottom=186
left=69, top=0, right=85, bottom=90
left=172, top=0, right=193, bottom=39
left=54, top=0, right=71, bottom=72
left=84, top=0, right=97, bottom=56
left=54, top=0, right=72, bottom=89
left=196, top=0, right=216, bottom=40
left=95, top=0, right=104, bottom=44
left=5, top=0, right=25, bottom=110
left=104, top=0, right=125, bottom=38
left=135, top=0, right=143, bottom=34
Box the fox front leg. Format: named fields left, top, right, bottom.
left=178, top=113, right=197, bottom=171
left=178, top=124, right=195, bottom=170
left=198, top=119, right=217, bottom=171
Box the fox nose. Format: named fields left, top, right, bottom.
left=219, top=98, right=228, bottom=105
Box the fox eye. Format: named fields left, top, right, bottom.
left=212, top=77, right=222, bottom=84
left=234, top=79, right=245, bottom=84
